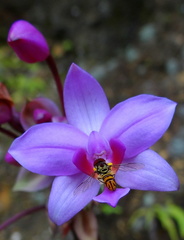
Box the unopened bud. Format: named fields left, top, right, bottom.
left=7, top=20, right=50, bottom=63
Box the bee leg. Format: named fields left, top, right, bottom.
left=107, top=163, right=113, bottom=170
left=97, top=177, right=104, bottom=183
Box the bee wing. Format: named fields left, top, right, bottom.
left=113, top=163, right=144, bottom=172
left=73, top=176, right=95, bottom=196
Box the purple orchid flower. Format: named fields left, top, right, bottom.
left=8, top=63, right=179, bottom=225
left=7, top=20, right=49, bottom=63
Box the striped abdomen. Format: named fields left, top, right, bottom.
left=102, top=174, right=116, bottom=191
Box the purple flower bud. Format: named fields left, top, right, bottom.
left=5, top=152, right=20, bottom=167
left=0, top=104, right=12, bottom=124
left=33, top=109, right=52, bottom=124
left=20, top=97, right=64, bottom=130
left=0, top=83, right=13, bottom=124
left=7, top=20, right=50, bottom=63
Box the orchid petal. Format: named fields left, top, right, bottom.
left=8, top=123, right=88, bottom=176
left=87, top=131, right=112, bottom=162
left=115, top=149, right=179, bottom=191
left=109, top=138, right=126, bottom=165
left=48, top=173, right=100, bottom=225
left=13, top=168, right=53, bottom=192
left=93, top=187, right=130, bottom=207
left=73, top=148, right=94, bottom=176
left=100, top=94, right=176, bottom=158
left=64, top=63, right=110, bottom=135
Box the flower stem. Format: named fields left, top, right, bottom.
left=0, top=205, right=46, bottom=231
left=46, top=55, right=65, bottom=116
left=71, top=227, right=80, bottom=240
left=0, top=126, right=19, bottom=139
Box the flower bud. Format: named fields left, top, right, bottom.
left=0, top=83, right=13, bottom=124
left=5, top=152, right=20, bottom=167
left=7, top=20, right=50, bottom=63
left=73, top=209, right=98, bottom=240
left=33, top=108, right=53, bottom=124
left=20, top=97, right=64, bottom=130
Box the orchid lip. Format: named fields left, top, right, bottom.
left=73, top=135, right=127, bottom=192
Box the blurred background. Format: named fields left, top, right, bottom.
left=0, top=0, right=184, bottom=239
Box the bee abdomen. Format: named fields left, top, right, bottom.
left=103, top=175, right=116, bottom=191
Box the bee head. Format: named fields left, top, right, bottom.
left=94, top=158, right=109, bottom=174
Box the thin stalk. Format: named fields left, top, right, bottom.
left=0, top=126, right=19, bottom=139
left=46, top=55, right=65, bottom=116
left=0, top=205, right=46, bottom=231
left=71, top=226, right=80, bottom=240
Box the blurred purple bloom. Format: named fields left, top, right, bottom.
left=13, top=167, right=54, bottom=192
left=7, top=20, right=49, bottom=63
left=6, top=151, right=53, bottom=193
left=5, top=152, right=54, bottom=192
left=9, top=63, right=179, bottom=225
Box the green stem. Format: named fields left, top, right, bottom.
left=0, top=126, right=19, bottom=139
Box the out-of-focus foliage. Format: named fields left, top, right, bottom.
left=100, top=204, right=123, bottom=215
left=0, top=46, right=49, bottom=107
left=129, top=201, right=184, bottom=240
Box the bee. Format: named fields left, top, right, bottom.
left=93, top=158, right=117, bottom=191
left=74, top=158, right=144, bottom=195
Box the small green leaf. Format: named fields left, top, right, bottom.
left=154, top=204, right=179, bottom=240
left=100, top=204, right=122, bottom=215
left=129, top=207, right=147, bottom=226
left=166, top=203, right=184, bottom=238
left=145, top=209, right=155, bottom=228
